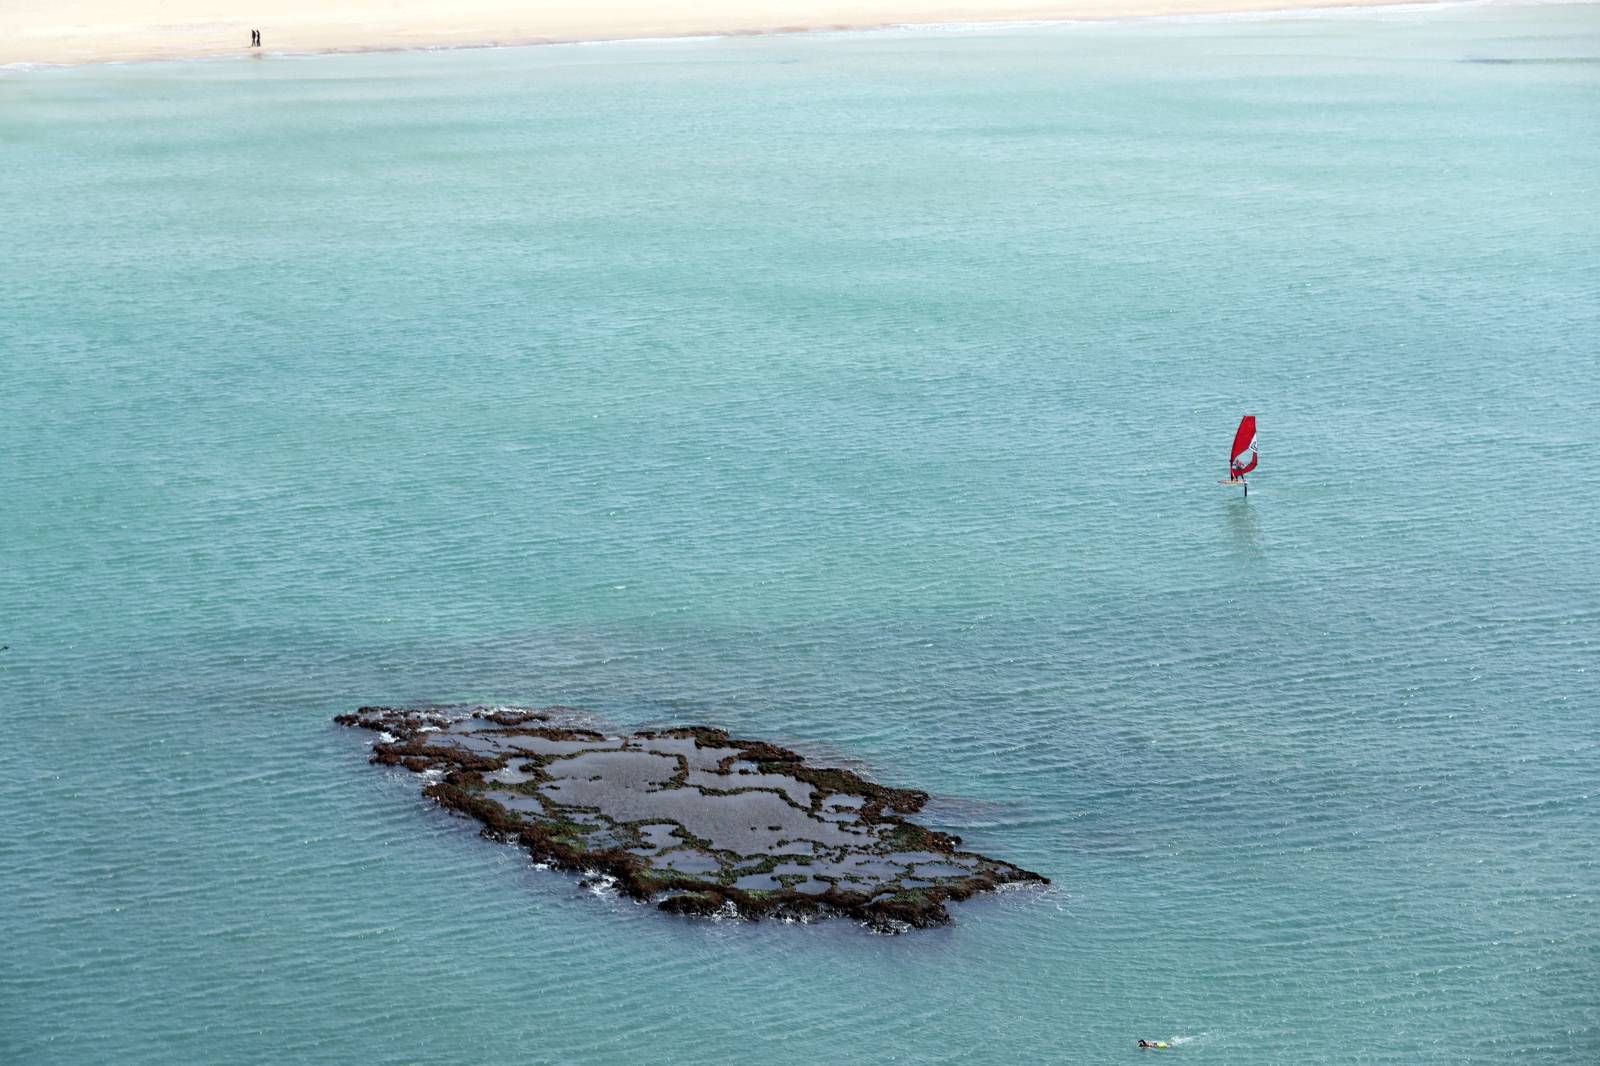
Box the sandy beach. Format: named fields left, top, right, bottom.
left=2, top=0, right=1436, bottom=66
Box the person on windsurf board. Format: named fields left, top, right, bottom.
left=1224, top=414, right=1257, bottom=494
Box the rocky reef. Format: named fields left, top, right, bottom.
left=336, top=705, right=1048, bottom=932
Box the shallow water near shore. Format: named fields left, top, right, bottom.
left=2, top=4, right=1597, bottom=1063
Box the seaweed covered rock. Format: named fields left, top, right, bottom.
left=337, top=705, right=1047, bottom=932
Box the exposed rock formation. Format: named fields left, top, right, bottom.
left=337, top=705, right=1047, bottom=932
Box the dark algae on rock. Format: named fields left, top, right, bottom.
left=337, top=705, right=1048, bottom=932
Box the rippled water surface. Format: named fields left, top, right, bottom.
left=3, top=4, right=1597, bottom=1062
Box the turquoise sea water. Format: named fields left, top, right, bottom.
left=3, top=3, right=1597, bottom=1062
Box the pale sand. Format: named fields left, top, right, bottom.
left=1, top=0, right=1436, bottom=67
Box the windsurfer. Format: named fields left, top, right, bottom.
left=1227, top=415, right=1257, bottom=484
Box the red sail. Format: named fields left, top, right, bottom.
left=1230, top=415, right=1258, bottom=474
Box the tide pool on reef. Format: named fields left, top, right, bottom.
left=1, top=4, right=1597, bottom=1063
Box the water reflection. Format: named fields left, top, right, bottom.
left=1225, top=495, right=1262, bottom=559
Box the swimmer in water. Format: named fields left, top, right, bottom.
left=1137, top=1039, right=1168, bottom=1049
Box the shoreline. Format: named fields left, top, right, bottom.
left=1, top=0, right=1470, bottom=70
